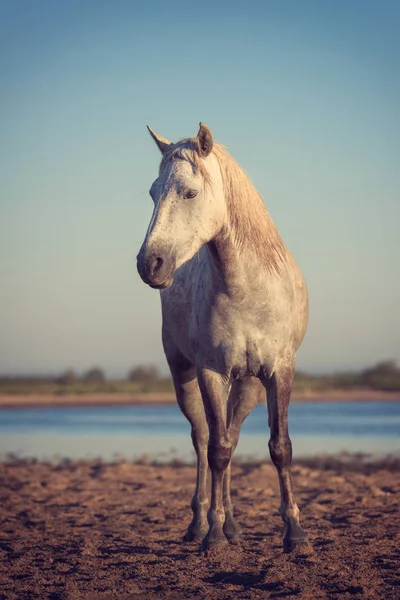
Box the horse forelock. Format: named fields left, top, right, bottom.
left=158, top=138, right=212, bottom=185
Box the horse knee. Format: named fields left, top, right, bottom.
left=191, top=426, right=208, bottom=453
left=208, top=440, right=232, bottom=472
left=269, top=436, right=292, bottom=469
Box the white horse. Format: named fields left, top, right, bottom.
left=137, top=123, right=309, bottom=553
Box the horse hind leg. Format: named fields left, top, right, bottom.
left=166, top=350, right=209, bottom=542
left=263, top=364, right=311, bottom=553
left=223, top=378, right=262, bottom=543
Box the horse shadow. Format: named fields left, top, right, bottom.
left=205, top=569, right=300, bottom=595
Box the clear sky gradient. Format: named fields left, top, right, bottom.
left=1, top=0, right=399, bottom=376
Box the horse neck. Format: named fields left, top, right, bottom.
left=205, top=221, right=269, bottom=296
left=205, top=206, right=287, bottom=295
left=206, top=229, right=240, bottom=293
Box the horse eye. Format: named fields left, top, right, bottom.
left=184, top=190, right=198, bottom=199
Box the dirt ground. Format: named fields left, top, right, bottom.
left=0, top=456, right=399, bottom=599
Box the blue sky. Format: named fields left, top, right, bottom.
left=1, top=0, right=399, bottom=376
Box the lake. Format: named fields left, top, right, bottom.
left=0, top=401, right=399, bottom=462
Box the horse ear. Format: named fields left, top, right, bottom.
left=147, top=126, right=172, bottom=155
left=197, top=122, right=213, bottom=157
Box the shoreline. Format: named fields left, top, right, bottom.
left=0, top=387, right=399, bottom=409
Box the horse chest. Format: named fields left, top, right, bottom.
left=161, top=258, right=299, bottom=376
left=193, top=292, right=289, bottom=376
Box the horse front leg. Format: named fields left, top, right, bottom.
left=186, top=418, right=209, bottom=542
left=166, top=348, right=209, bottom=542
left=174, top=376, right=209, bottom=542
left=263, top=364, right=310, bottom=553
left=223, top=378, right=262, bottom=543
left=197, top=367, right=232, bottom=551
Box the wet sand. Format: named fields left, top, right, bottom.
left=0, top=387, right=399, bottom=409
left=0, top=456, right=399, bottom=599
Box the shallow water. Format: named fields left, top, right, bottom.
left=0, top=401, right=399, bottom=461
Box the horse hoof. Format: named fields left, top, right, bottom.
left=228, top=533, right=243, bottom=546
left=224, top=526, right=243, bottom=545
left=284, top=537, right=313, bottom=555
left=283, top=521, right=311, bottom=554
left=183, top=527, right=208, bottom=543
left=202, top=540, right=229, bottom=556
left=223, top=519, right=242, bottom=543
left=201, top=532, right=229, bottom=553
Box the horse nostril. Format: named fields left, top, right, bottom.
left=152, top=256, right=163, bottom=276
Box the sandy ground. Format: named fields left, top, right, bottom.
left=0, top=456, right=399, bottom=599
left=0, top=388, right=399, bottom=409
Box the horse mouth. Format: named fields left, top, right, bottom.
left=149, top=278, right=173, bottom=290
left=136, top=250, right=175, bottom=290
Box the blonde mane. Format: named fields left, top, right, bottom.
left=212, top=143, right=288, bottom=273
left=159, top=138, right=288, bottom=274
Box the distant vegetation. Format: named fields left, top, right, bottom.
left=293, top=361, right=400, bottom=393
left=0, top=361, right=399, bottom=395
left=0, top=365, right=174, bottom=395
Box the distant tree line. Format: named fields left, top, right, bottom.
left=293, top=360, right=400, bottom=392
left=55, top=365, right=163, bottom=385
left=0, top=361, right=400, bottom=394
left=56, top=367, right=106, bottom=385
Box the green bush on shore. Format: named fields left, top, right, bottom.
left=0, top=361, right=399, bottom=395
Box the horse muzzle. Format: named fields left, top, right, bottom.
left=136, top=248, right=175, bottom=290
